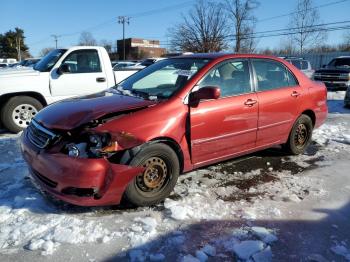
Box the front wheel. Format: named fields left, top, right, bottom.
left=284, top=114, right=313, bottom=155
left=0, top=96, right=43, bottom=133
left=123, top=143, right=180, bottom=207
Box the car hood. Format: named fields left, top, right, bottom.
left=0, top=67, right=39, bottom=77
left=35, top=89, right=157, bottom=130
left=315, top=68, right=350, bottom=74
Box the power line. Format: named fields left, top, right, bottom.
left=228, top=20, right=350, bottom=38
left=125, top=1, right=195, bottom=18
left=258, top=0, right=350, bottom=22
left=227, top=25, right=350, bottom=41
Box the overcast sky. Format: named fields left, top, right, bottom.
left=1, top=0, right=349, bottom=56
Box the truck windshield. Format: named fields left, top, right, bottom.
left=34, top=49, right=67, bottom=72
left=328, top=58, right=350, bottom=68
left=116, top=58, right=211, bottom=100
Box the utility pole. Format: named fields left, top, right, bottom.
left=118, top=16, right=130, bottom=60
left=51, top=34, right=61, bottom=49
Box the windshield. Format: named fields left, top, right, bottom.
left=34, top=49, right=67, bottom=72
left=116, top=58, right=211, bottom=100
left=328, top=58, right=350, bottom=68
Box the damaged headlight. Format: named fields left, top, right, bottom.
left=65, top=133, right=112, bottom=158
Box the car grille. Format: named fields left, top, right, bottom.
left=26, top=120, right=58, bottom=149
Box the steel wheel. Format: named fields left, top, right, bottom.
left=11, top=104, right=38, bottom=128
left=294, top=123, right=308, bottom=149
left=123, top=143, right=180, bottom=206
left=136, top=157, right=169, bottom=194
left=284, top=114, right=313, bottom=155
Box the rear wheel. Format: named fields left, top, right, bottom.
left=0, top=96, right=43, bottom=133
left=123, top=143, right=179, bottom=206
left=284, top=114, right=313, bottom=155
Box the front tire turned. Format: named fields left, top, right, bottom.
left=284, top=114, right=313, bottom=155
left=123, top=143, right=180, bottom=207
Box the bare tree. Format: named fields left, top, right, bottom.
left=340, top=30, right=350, bottom=51
left=78, top=31, right=97, bottom=46
left=225, top=0, right=259, bottom=53
left=168, top=0, right=229, bottom=52
left=99, top=39, right=113, bottom=53
left=39, top=47, right=54, bottom=57
left=288, top=0, right=327, bottom=54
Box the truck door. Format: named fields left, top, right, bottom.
left=49, top=49, right=108, bottom=97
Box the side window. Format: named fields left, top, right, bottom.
left=301, top=60, right=309, bottom=70
left=61, top=50, right=101, bottom=73
left=252, top=59, right=296, bottom=91
left=199, top=60, right=251, bottom=97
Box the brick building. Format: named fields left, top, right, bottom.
left=117, top=38, right=166, bottom=60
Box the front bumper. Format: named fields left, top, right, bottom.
left=322, top=81, right=350, bottom=91
left=20, top=130, right=143, bottom=206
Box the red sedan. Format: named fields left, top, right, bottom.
left=21, top=54, right=328, bottom=206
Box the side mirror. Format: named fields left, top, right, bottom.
left=189, top=86, right=221, bottom=105
left=57, top=64, right=70, bottom=75
left=322, top=64, right=326, bottom=68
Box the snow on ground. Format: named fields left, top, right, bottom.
left=0, top=98, right=350, bottom=261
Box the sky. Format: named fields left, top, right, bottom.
left=1, top=0, right=350, bottom=57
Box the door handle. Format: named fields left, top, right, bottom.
left=244, top=99, right=257, bottom=107
left=291, top=91, right=300, bottom=97
left=96, top=77, right=106, bottom=83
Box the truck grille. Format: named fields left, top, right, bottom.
left=26, top=120, right=58, bottom=149
left=314, top=73, right=347, bottom=81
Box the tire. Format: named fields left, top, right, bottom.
left=123, top=143, right=180, bottom=207
left=284, top=114, right=313, bottom=155
left=0, top=96, right=43, bottom=133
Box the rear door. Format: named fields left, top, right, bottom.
left=50, top=49, right=108, bottom=97
left=251, top=59, right=302, bottom=147
left=190, top=59, right=258, bottom=166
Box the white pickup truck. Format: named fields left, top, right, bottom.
left=0, top=46, right=141, bottom=132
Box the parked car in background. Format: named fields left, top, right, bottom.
left=344, top=87, right=350, bottom=107
left=113, top=61, right=137, bottom=69
left=20, top=54, right=327, bottom=207
left=282, top=57, right=314, bottom=78
left=313, top=56, right=350, bottom=91
left=0, top=58, right=18, bottom=68
left=113, top=57, right=166, bottom=83
left=15, top=58, right=41, bottom=68
left=0, top=46, right=153, bottom=133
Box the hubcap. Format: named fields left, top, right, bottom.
left=136, top=157, right=168, bottom=192
left=12, top=104, right=38, bottom=128
left=294, top=123, right=308, bottom=148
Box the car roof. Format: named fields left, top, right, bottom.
left=175, top=53, right=286, bottom=61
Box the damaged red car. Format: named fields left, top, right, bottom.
left=21, top=54, right=328, bottom=207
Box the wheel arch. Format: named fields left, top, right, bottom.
left=0, top=92, right=48, bottom=111
left=149, top=137, right=185, bottom=173
left=301, top=109, right=316, bottom=127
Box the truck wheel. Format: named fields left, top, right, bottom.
left=283, top=114, right=313, bottom=155
left=0, top=96, right=43, bottom=133
left=123, top=143, right=180, bottom=207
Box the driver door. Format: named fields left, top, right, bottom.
left=190, top=59, right=258, bottom=166
left=49, top=49, right=108, bottom=97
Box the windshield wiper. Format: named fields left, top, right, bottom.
left=131, top=90, right=151, bottom=99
